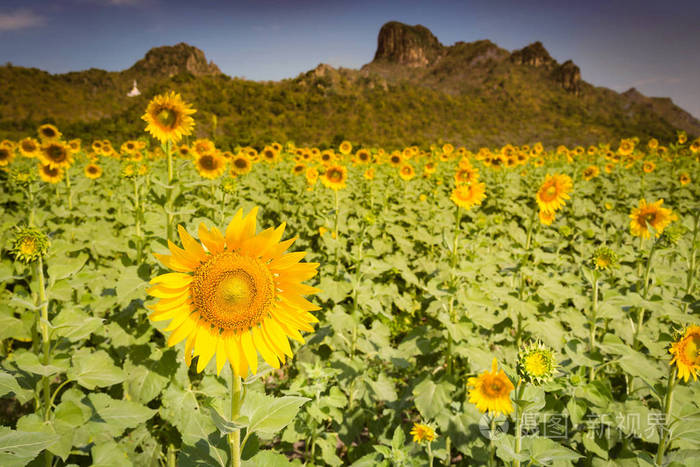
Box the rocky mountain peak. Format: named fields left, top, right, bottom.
left=373, top=21, right=444, bottom=67
left=510, top=41, right=555, bottom=68
left=129, top=42, right=221, bottom=77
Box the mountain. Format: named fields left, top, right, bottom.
left=0, top=23, right=697, bottom=148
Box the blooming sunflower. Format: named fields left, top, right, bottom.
left=363, top=168, right=375, bottom=180
left=0, top=145, right=14, bottom=166
left=194, top=152, right=227, bottom=179
left=305, top=167, right=319, bottom=186
left=398, top=164, right=415, bottom=181
left=321, top=165, right=347, bottom=190
left=455, top=166, right=479, bottom=185
left=84, top=163, right=103, bottom=180
left=617, top=139, right=634, bottom=156
left=19, top=137, right=40, bottom=158
left=38, top=141, right=73, bottom=170
left=679, top=173, right=690, bottom=185
left=669, top=326, right=700, bottom=382
left=339, top=141, right=352, bottom=155
left=642, top=161, right=655, bottom=173
left=629, top=199, right=677, bottom=239
left=142, top=91, right=196, bottom=144
left=582, top=166, right=599, bottom=181
left=230, top=154, right=252, bottom=176
left=536, top=174, right=573, bottom=214
left=450, top=182, right=486, bottom=210
left=467, top=358, right=515, bottom=416
left=410, top=423, right=437, bottom=443
left=38, top=163, right=64, bottom=184
left=354, top=149, right=371, bottom=164
left=538, top=209, right=555, bottom=226
left=292, top=163, right=305, bottom=176
left=148, top=207, right=320, bottom=375
left=37, top=124, right=61, bottom=142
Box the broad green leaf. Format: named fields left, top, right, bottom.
left=0, top=427, right=60, bottom=467
left=67, top=349, right=125, bottom=389
left=241, top=392, right=309, bottom=437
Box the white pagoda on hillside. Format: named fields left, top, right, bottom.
left=127, top=80, right=141, bottom=97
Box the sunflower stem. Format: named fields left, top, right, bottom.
left=589, top=277, right=599, bottom=381
left=28, top=184, right=36, bottom=227
left=682, top=211, right=699, bottom=314
left=65, top=169, right=72, bottom=210
left=513, top=381, right=526, bottom=467
left=333, top=189, right=340, bottom=278
left=634, top=242, right=655, bottom=347
left=446, top=204, right=461, bottom=376
left=229, top=374, right=242, bottom=467
left=427, top=441, right=434, bottom=467
left=516, top=207, right=537, bottom=348
left=133, top=178, right=143, bottom=263
left=165, top=141, right=174, bottom=242
left=36, top=257, right=53, bottom=467
left=655, top=366, right=676, bottom=465
left=489, top=416, right=496, bottom=467
left=167, top=444, right=176, bottom=467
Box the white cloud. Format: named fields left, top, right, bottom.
left=0, top=10, right=45, bottom=31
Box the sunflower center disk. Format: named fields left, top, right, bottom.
left=156, top=108, right=177, bottom=129
left=541, top=185, right=558, bottom=202
left=192, top=252, right=275, bottom=332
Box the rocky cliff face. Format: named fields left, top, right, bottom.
left=510, top=41, right=555, bottom=68
left=373, top=21, right=444, bottom=67
left=623, top=88, right=700, bottom=135
left=510, top=42, right=581, bottom=94
left=129, top=43, right=221, bottom=77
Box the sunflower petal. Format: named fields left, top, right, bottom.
left=178, top=225, right=206, bottom=260
left=252, top=325, right=279, bottom=369
left=240, top=330, right=258, bottom=375
left=198, top=223, right=225, bottom=254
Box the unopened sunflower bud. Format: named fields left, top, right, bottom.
left=11, top=227, right=50, bottom=263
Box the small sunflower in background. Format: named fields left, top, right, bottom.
left=468, top=358, right=515, bottom=416
left=38, top=163, right=64, bottom=184
left=261, top=146, right=279, bottom=163
left=642, top=161, right=655, bottom=173
left=230, top=154, right=252, bottom=176
left=305, top=167, right=319, bottom=187
left=629, top=199, right=677, bottom=239
left=538, top=209, right=555, bottom=226
left=37, top=124, right=62, bottom=142
left=84, top=163, right=103, bottom=180
left=19, top=137, right=40, bottom=158
left=398, top=163, right=415, bottom=181
left=410, top=422, right=437, bottom=443
left=39, top=141, right=73, bottom=170
left=338, top=140, right=352, bottom=156
left=454, top=165, right=479, bottom=185
left=690, top=138, right=700, bottom=153
left=292, top=163, right=305, bottom=176
left=321, top=165, right=347, bottom=190
left=536, top=173, right=573, bottom=214
left=68, top=139, right=81, bottom=154
left=0, top=145, right=14, bottom=166
left=450, top=182, right=486, bottom=210
left=669, top=326, right=700, bottom=383
left=354, top=149, right=371, bottom=164
left=142, top=91, right=196, bottom=145
left=679, top=173, right=691, bottom=185
left=363, top=168, right=375, bottom=180
left=582, top=165, right=599, bottom=181
left=194, top=152, right=226, bottom=179
left=148, top=207, right=320, bottom=375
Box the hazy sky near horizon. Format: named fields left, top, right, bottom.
left=1, top=0, right=699, bottom=118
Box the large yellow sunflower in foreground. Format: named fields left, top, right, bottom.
left=142, top=91, right=196, bottom=144
left=669, top=325, right=700, bottom=383
left=467, top=358, right=515, bottom=416
left=536, top=173, right=573, bottom=213
left=148, top=208, right=320, bottom=376
left=629, top=199, right=677, bottom=239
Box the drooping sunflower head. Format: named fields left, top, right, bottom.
left=148, top=208, right=320, bottom=376
left=84, top=163, right=103, bottom=180
left=321, top=165, right=347, bottom=190
left=410, top=422, right=437, bottom=444
left=142, top=91, right=196, bottom=144
left=39, top=141, right=73, bottom=170
left=518, top=340, right=557, bottom=385
left=37, top=163, right=64, bottom=184
left=37, top=124, right=61, bottom=142
left=450, top=182, right=486, bottom=210
left=467, top=358, right=515, bottom=416
left=582, top=165, right=599, bottom=181
left=669, top=325, right=700, bottom=383
left=10, top=226, right=50, bottom=264
left=19, top=137, right=40, bottom=158
left=398, top=163, right=415, bottom=181
left=536, top=173, right=573, bottom=214
left=592, top=246, right=618, bottom=271
left=195, top=152, right=227, bottom=179
left=629, top=199, right=677, bottom=239
left=538, top=209, right=555, bottom=226
left=339, top=140, right=352, bottom=155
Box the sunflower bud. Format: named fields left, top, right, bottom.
left=657, top=223, right=686, bottom=249
left=518, top=340, right=557, bottom=385
left=10, top=227, right=50, bottom=263
left=592, top=247, right=618, bottom=271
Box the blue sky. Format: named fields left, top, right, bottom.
left=1, top=0, right=699, bottom=118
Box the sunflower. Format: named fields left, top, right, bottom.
left=195, top=152, right=226, bottom=179
left=19, top=137, right=40, bottom=158
left=292, top=163, right=305, bottom=176
left=582, top=165, right=599, bottom=181
left=410, top=423, right=437, bottom=444
left=629, top=199, right=677, bottom=239
left=455, top=166, right=479, bottom=185
left=354, top=149, right=371, bottom=164
left=230, top=154, right=252, bottom=176
left=0, top=145, right=14, bottom=166
left=642, top=161, right=655, bottom=173
left=617, top=139, right=634, bottom=156
left=192, top=138, right=215, bottom=157
left=467, top=358, right=515, bottom=416
left=68, top=139, right=81, bottom=154
left=679, top=173, right=690, bottom=185
left=321, top=165, right=347, bottom=190
left=39, top=141, right=73, bottom=170
left=339, top=141, right=352, bottom=155
left=450, top=182, right=486, bottom=210
left=691, top=139, right=700, bottom=154
left=398, top=164, right=415, bottom=181
left=38, top=163, right=64, bottom=184
left=518, top=341, right=557, bottom=385
left=423, top=162, right=436, bottom=176
left=536, top=174, right=573, bottom=213
left=305, top=167, right=319, bottom=186
left=604, top=163, right=614, bottom=174
left=37, top=124, right=61, bottom=142
left=84, top=163, right=103, bottom=179
left=388, top=152, right=402, bottom=167
left=142, top=91, right=196, bottom=144
left=319, top=150, right=334, bottom=165
left=538, top=209, right=555, bottom=226
left=261, top=146, right=278, bottom=163
left=592, top=246, right=618, bottom=271
left=678, top=132, right=687, bottom=145
left=363, top=168, right=375, bottom=180
left=148, top=208, right=320, bottom=375
left=178, top=145, right=192, bottom=158
left=669, top=326, right=700, bottom=382
left=648, top=138, right=659, bottom=150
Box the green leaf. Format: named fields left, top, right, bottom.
left=0, top=371, right=24, bottom=399
left=526, top=437, right=582, bottom=463
left=242, top=450, right=300, bottom=466
left=0, top=427, right=60, bottom=467
left=413, top=379, right=453, bottom=420
left=13, top=351, right=68, bottom=377
left=47, top=253, right=88, bottom=283
left=91, top=440, right=134, bottom=467
left=368, top=373, right=397, bottom=402
left=67, top=349, right=125, bottom=389
left=87, top=393, right=156, bottom=437
left=241, top=392, right=309, bottom=437
left=124, top=361, right=168, bottom=404
left=52, top=308, right=103, bottom=342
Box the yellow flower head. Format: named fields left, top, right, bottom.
left=148, top=207, right=320, bottom=376
left=642, top=161, right=655, bottom=173
left=11, top=226, right=50, bottom=263
left=536, top=173, right=573, bottom=214
left=0, top=145, right=14, bottom=166
left=410, top=423, right=437, bottom=444
left=363, top=168, right=375, bottom=180
left=38, top=163, right=64, bottom=184
left=669, top=326, right=700, bottom=382
left=142, top=91, right=196, bottom=144
left=230, top=154, right=252, bottom=176
left=592, top=246, right=618, bottom=271
left=518, top=340, right=557, bottom=385
left=538, top=209, right=555, bottom=226
left=582, top=165, right=599, bottom=181
left=195, top=152, right=227, bottom=179
left=679, top=173, right=690, bottom=186
left=467, top=358, right=515, bottom=416
left=455, top=166, right=479, bottom=185
left=39, top=141, right=73, bottom=170
left=629, top=199, right=677, bottom=239
left=18, top=137, right=40, bottom=158
left=339, top=140, right=352, bottom=155
left=450, top=182, right=486, bottom=210
left=321, top=165, right=347, bottom=190
left=354, top=149, right=371, bottom=164
left=84, top=163, right=103, bottom=180
left=37, top=124, right=62, bottom=142
left=398, top=163, right=415, bottom=181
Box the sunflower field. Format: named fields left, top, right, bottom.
left=0, top=93, right=699, bottom=467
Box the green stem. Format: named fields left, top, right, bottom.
left=589, top=277, right=599, bottom=381
left=229, top=375, right=242, bottom=467
left=655, top=366, right=677, bottom=465
left=513, top=382, right=526, bottom=467
left=167, top=444, right=176, bottom=467
left=334, top=189, right=340, bottom=278
left=446, top=205, right=461, bottom=376
left=516, top=208, right=537, bottom=347
left=427, top=441, right=434, bottom=467
left=134, top=179, right=142, bottom=263
left=489, top=416, right=496, bottom=467
left=444, top=436, right=451, bottom=466
left=634, top=242, right=656, bottom=346
left=28, top=185, right=35, bottom=227
left=36, top=258, right=53, bottom=467
left=166, top=141, right=174, bottom=242
left=65, top=170, right=72, bottom=210
left=682, top=212, right=699, bottom=314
